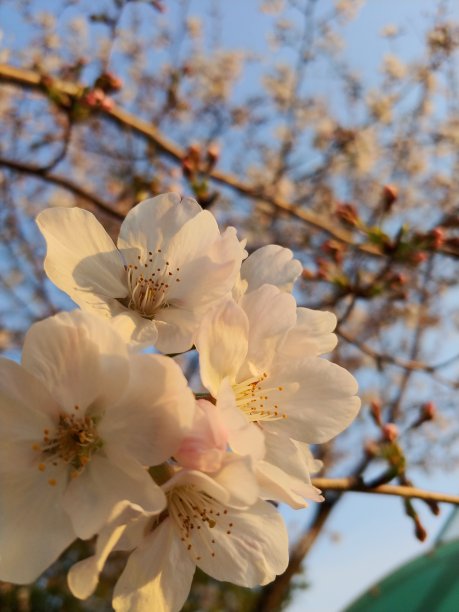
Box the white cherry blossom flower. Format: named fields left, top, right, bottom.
left=68, top=403, right=288, bottom=612
left=36, top=193, right=246, bottom=353
left=195, top=285, right=360, bottom=502
left=0, top=310, right=194, bottom=584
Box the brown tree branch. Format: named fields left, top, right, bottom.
left=0, top=156, right=123, bottom=220
left=0, top=63, right=404, bottom=258
left=312, top=477, right=459, bottom=505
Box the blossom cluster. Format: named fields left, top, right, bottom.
left=0, top=193, right=360, bottom=611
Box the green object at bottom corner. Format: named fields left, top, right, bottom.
left=344, top=539, right=459, bottom=612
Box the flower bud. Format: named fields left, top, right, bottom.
left=336, top=202, right=359, bottom=227
left=411, top=251, right=428, bottom=265
left=429, top=227, right=445, bottom=249
left=370, top=400, right=382, bottom=427
left=382, top=422, right=398, bottom=442
left=381, top=184, right=398, bottom=212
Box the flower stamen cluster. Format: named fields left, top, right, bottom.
left=33, top=410, right=102, bottom=480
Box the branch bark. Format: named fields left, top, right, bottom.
left=0, top=63, right=414, bottom=258
left=312, top=477, right=459, bottom=505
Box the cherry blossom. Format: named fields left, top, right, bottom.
left=0, top=310, right=194, bottom=583
left=67, top=399, right=288, bottom=612
left=36, top=193, right=246, bottom=353
left=195, top=284, right=360, bottom=504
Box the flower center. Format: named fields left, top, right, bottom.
left=124, top=249, right=181, bottom=319
left=168, top=485, right=232, bottom=562
left=32, top=407, right=103, bottom=484
left=232, top=374, right=287, bottom=422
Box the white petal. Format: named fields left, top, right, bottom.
left=196, top=299, right=249, bottom=396
left=241, top=244, right=302, bottom=293
left=256, top=460, right=323, bottom=509
left=0, top=467, right=75, bottom=583
left=166, top=225, right=245, bottom=307
left=239, top=284, right=297, bottom=374
left=263, top=429, right=319, bottom=483
left=113, top=518, right=195, bottom=612
left=0, top=358, right=58, bottom=443
left=100, top=354, right=195, bottom=467
left=22, top=311, right=130, bottom=412
left=263, top=357, right=361, bottom=443
left=187, top=500, right=289, bottom=587
left=62, top=454, right=165, bottom=539
left=36, top=207, right=127, bottom=308
left=280, top=308, right=338, bottom=357
left=118, top=193, right=201, bottom=254
left=68, top=501, right=146, bottom=600
left=154, top=307, right=198, bottom=354
left=212, top=455, right=259, bottom=509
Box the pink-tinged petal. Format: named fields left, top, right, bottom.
left=196, top=299, right=249, bottom=396
left=187, top=499, right=288, bottom=587
left=262, top=357, right=361, bottom=443
left=117, top=193, right=201, bottom=255
left=68, top=501, right=147, bottom=600
left=113, top=518, right=195, bottom=612
left=239, top=284, right=297, bottom=375
left=62, top=454, right=165, bottom=540
left=175, top=399, right=228, bottom=473
left=36, top=207, right=127, bottom=308
left=241, top=244, right=302, bottom=293
left=100, top=354, right=195, bottom=467
left=0, top=358, right=58, bottom=441
left=22, top=311, right=130, bottom=413
left=256, top=460, right=323, bottom=509
left=0, top=466, right=74, bottom=583
left=280, top=308, right=338, bottom=357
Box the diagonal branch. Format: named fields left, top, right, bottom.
left=0, top=63, right=392, bottom=257
left=0, top=156, right=123, bottom=220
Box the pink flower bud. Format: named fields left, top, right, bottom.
left=411, top=251, right=428, bottom=265
left=382, top=423, right=398, bottom=442
left=430, top=227, right=445, bottom=249
left=382, top=184, right=398, bottom=211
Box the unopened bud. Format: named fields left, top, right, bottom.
left=182, top=159, right=194, bottom=179
left=414, top=517, right=427, bottom=542
left=412, top=401, right=437, bottom=428
left=429, top=227, right=445, bottom=249
left=370, top=400, right=382, bottom=427
left=187, top=143, right=201, bottom=164
left=381, top=184, right=398, bottom=212
left=206, top=144, right=220, bottom=170
left=382, top=422, right=398, bottom=442
left=411, top=251, right=428, bottom=265
left=390, top=272, right=408, bottom=286
left=100, top=97, right=114, bottom=111
left=336, top=202, right=359, bottom=227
